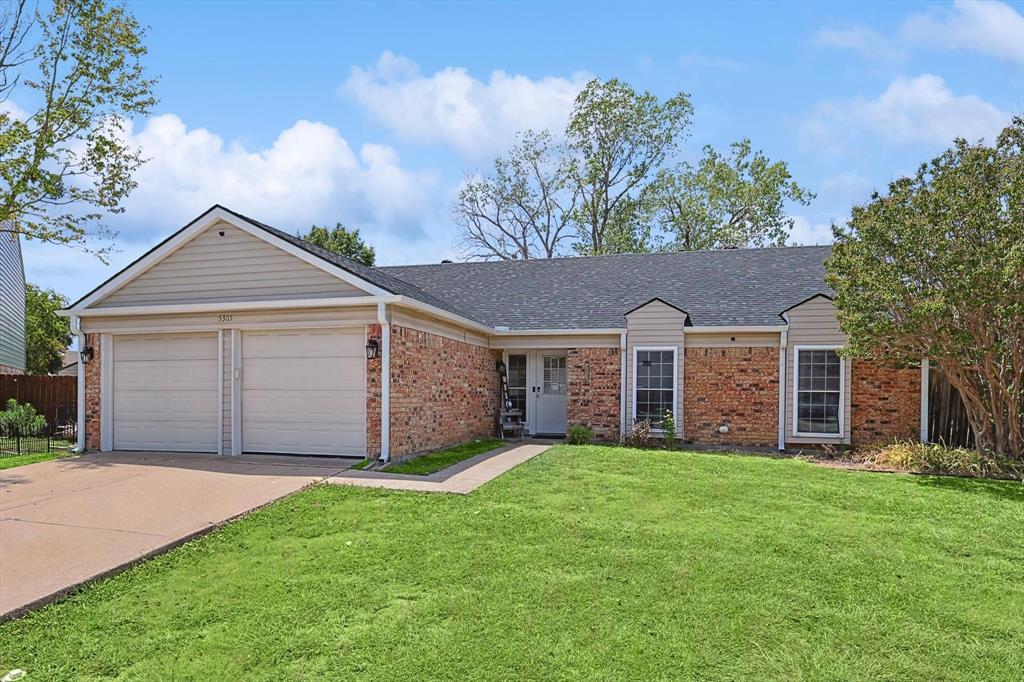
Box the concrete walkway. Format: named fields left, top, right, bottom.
left=0, top=452, right=353, bottom=619
left=329, top=442, right=552, bottom=494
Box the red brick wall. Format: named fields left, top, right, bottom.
left=375, top=325, right=499, bottom=459
left=365, top=324, right=382, bottom=458
left=84, top=332, right=101, bottom=450
left=851, top=360, right=921, bottom=446
left=567, top=347, right=621, bottom=442
left=683, top=347, right=779, bottom=447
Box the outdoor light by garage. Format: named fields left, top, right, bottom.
left=80, top=346, right=95, bottom=364
left=365, top=339, right=380, bottom=360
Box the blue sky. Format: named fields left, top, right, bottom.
left=22, top=0, right=1024, bottom=300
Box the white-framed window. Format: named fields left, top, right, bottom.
left=792, top=345, right=844, bottom=437
left=632, top=346, right=678, bottom=429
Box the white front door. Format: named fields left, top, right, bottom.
left=112, top=333, right=219, bottom=452
left=240, top=328, right=365, bottom=456
left=532, top=352, right=568, bottom=435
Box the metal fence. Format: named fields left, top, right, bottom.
left=0, top=412, right=77, bottom=458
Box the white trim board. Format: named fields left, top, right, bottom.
left=69, top=206, right=390, bottom=310
left=791, top=344, right=846, bottom=439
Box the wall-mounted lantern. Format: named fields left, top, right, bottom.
left=80, top=346, right=95, bottom=364
left=365, top=339, right=380, bottom=360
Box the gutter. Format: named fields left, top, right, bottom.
left=70, top=315, right=86, bottom=453
left=778, top=330, right=788, bottom=451
left=377, top=302, right=391, bottom=462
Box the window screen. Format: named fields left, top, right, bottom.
left=796, top=349, right=841, bottom=434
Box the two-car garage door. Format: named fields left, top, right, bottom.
left=110, top=329, right=365, bottom=455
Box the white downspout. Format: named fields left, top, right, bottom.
left=377, top=303, right=391, bottom=462
left=71, top=315, right=86, bottom=453
left=778, top=330, right=788, bottom=451
left=920, top=359, right=930, bottom=443
left=619, top=331, right=627, bottom=441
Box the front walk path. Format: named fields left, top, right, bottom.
left=328, top=442, right=552, bottom=494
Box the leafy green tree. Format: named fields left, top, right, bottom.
left=826, top=118, right=1023, bottom=460
left=453, top=130, right=577, bottom=260
left=0, top=0, right=157, bottom=262
left=651, top=139, right=815, bottom=250
left=25, top=282, right=70, bottom=375
left=566, top=79, right=693, bottom=255
left=299, top=223, right=376, bottom=266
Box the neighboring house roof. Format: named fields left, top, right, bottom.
left=383, top=246, right=834, bottom=329
left=0, top=231, right=26, bottom=371
left=57, top=350, right=78, bottom=376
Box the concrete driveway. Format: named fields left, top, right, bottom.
left=0, top=451, right=353, bottom=619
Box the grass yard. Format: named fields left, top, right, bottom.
left=0, top=452, right=68, bottom=470
left=381, top=438, right=505, bottom=475
left=1, top=445, right=1022, bottom=680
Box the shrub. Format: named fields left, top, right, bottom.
left=0, top=399, right=47, bottom=435
left=863, top=441, right=1023, bottom=480
left=566, top=425, right=593, bottom=445
left=661, top=410, right=677, bottom=450
left=625, top=420, right=653, bottom=448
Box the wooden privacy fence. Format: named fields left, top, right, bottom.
left=0, top=374, right=77, bottom=431
left=928, top=366, right=975, bottom=448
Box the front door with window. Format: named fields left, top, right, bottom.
left=506, top=351, right=568, bottom=436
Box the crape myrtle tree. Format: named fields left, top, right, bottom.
left=0, top=0, right=157, bottom=262
left=826, top=118, right=1024, bottom=460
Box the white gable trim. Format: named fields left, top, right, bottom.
left=71, top=206, right=390, bottom=310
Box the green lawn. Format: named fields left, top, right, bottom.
left=381, top=438, right=505, bottom=475
left=1, top=446, right=1022, bottom=680
left=0, top=447, right=73, bottom=470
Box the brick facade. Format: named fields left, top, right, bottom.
left=851, top=360, right=921, bottom=446
left=84, top=332, right=101, bottom=450
left=683, top=347, right=779, bottom=447
left=365, top=324, right=382, bottom=458
left=369, top=325, right=499, bottom=459
left=566, top=347, right=621, bottom=442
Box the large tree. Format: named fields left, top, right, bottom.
left=25, top=282, right=70, bottom=375
left=299, top=222, right=376, bottom=266
left=0, top=0, right=156, bottom=262
left=453, top=130, right=577, bottom=260
left=566, top=79, right=693, bottom=255
left=650, top=139, right=815, bottom=250
left=826, top=118, right=1023, bottom=460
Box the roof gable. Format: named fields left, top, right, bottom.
left=71, top=206, right=390, bottom=310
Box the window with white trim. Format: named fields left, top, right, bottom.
left=634, top=348, right=676, bottom=428
left=795, top=348, right=842, bottom=435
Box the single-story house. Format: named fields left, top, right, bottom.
left=60, top=205, right=927, bottom=460
left=57, top=350, right=79, bottom=376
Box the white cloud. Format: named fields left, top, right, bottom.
left=901, top=0, right=1024, bottom=64
left=788, top=215, right=836, bottom=246
left=800, top=74, right=1010, bottom=153
left=21, top=112, right=450, bottom=300
left=813, top=25, right=906, bottom=62
left=343, top=51, right=590, bottom=159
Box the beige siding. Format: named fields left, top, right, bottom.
left=685, top=331, right=780, bottom=348
left=391, top=308, right=489, bottom=347
left=221, top=331, right=231, bottom=454
left=625, top=300, right=686, bottom=434
left=96, top=222, right=367, bottom=308
left=490, top=333, right=620, bottom=350
left=81, top=305, right=378, bottom=334
left=784, top=295, right=851, bottom=445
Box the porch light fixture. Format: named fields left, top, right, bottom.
left=365, top=339, right=380, bottom=360
left=80, top=346, right=95, bottom=364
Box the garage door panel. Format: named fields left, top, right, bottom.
left=112, top=333, right=219, bottom=453
left=242, top=357, right=363, bottom=391
left=241, top=328, right=365, bottom=456
left=114, top=360, right=218, bottom=391
left=242, top=330, right=363, bottom=358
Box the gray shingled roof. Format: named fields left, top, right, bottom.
left=381, top=246, right=834, bottom=330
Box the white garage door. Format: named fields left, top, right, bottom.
left=241, top=328, right=365, bottom=456
left=112, top=333, right=219, bottom=452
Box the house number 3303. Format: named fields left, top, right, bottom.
left=218, top=314, right=233, bottom=322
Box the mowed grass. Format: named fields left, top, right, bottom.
left=0, top=451, right=69, bottom=470
left=1, top=446, right=1022, bottom=680
left=382, top=438, right=505, bottom=475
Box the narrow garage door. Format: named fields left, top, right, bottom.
left=241, top=328, right=365, bottom=456
left=112, top=333, right=220, bottom=452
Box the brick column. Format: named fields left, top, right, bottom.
left=84, top=332, right=102, bottom=450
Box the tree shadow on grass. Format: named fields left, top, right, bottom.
left=913, top=474, right=1024, bottom=503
